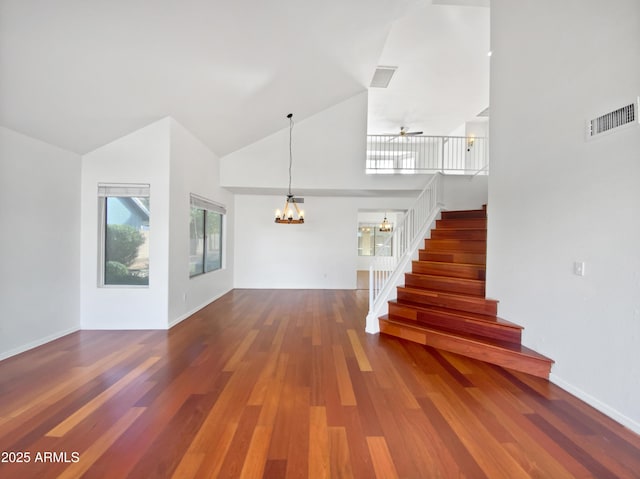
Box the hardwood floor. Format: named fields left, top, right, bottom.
left=1, top=289, right=639, bottom=478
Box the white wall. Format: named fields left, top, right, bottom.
left=228, top=84, right=490, bottom=291
left=442, top=174, right=488, bottom=211
left=465, top=120, right=489, bottom=172
left=167, top=119, right=234, bottom=326
left=0, top=127, right=81, bottom=359
left=234, top=195, right=417, bottom=289
left=80, top=119, right=171, bottom=329
left=489, top=0, right=640, bottom=432
left=220, top=91, right=429, bottom=194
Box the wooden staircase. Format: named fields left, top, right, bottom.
left=379, top=206, right=554, bottom=378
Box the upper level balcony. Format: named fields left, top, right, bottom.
left=366, top=134, right=488, bottom=176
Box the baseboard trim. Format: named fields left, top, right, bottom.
left=550, top=373, right=640, bottom=435
left=0, top=326, right=80, bottom=362
left=168, top=288, right=232, bottom=329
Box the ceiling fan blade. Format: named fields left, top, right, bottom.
left=406, top=131, right=423, bottom=135
left=289, top=197, right=304, bottom=203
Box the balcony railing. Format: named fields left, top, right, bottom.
left=366, top=135, right=488, bottom=175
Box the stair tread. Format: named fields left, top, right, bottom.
left=437, top=218, right=486, bottom=224
left=427, top=238, right=486, bottom=241
left=419, top=250, right=487, bottom=265
left=416, top=260, right=486, bottom=268
left=440, top=210, right=487, bottom=220
left=380, top=316, right=553, bottom=363
left=398, top=285, right=497, bottom=301
left=411, top=261, right=486, bottom=280
left=432, top=227, right=487, bottom=231
left=407, top=272, right=485, bottom=284
left=425, top=239, right=487, bottom=250
left=404, top=280, right=486, bottom=299
left=388, top=299, right=522, bottom=329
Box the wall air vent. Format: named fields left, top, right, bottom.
left=370, top=66, right=398, bottom=88
left=587, top=98, right=639, bottom=140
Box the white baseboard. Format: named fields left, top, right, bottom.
left=168, top=288, right=232, bottom=329
left=0, top=290, right=233, bottom=362
left=550, top=373, right=640, bottom=435
left=0, top=326, right=80, bottom=362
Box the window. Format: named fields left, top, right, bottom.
left=358, top=224, right=393, bottom=256
left=190, top=194, right=225, bottom=277
left=98, top=184, right=150, bottom=286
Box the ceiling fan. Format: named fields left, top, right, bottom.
left=385, top=126, right=423, bottom=141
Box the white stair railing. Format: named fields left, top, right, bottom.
left=365, top=173, right=444, bottom=333
left=366, top=135, right=489, bottom=175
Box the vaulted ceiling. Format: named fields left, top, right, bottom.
left=367, top=2, right=489, bottom=136
left=0, top=0, right=488, bottom=157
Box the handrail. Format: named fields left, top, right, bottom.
left=471, top=163, right=490, bottom=177
left=366, top=135, right=488, bottom=175
left=365, top=173, right=444, bottom=333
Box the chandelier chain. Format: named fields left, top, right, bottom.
left=288, top=114, right=293, bottom=196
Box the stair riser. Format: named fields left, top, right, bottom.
left=419, top=251, right=486, bottom=265
left=405, top=273, right=485, bottom=297
left=397, top=288, right=498, bottom=316
left=412, top=261, right=485, bottom=280
left=424, top=239, right=486, bottom=253
left=436, top=218, right=487, bottom=229
left=379, top=319, right=551, bottom=379
left=388, top=303, right=521, bottom=344
left=440, top=210, right=486, bottom=220
left=430, top=229, right=486, bottom=240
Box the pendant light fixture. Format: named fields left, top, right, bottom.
left=275, top=113, right=305, bottom=224
left=379, top=213, right=392, bottom=232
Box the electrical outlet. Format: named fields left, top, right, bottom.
left=573, top=261, right=585, bottom=276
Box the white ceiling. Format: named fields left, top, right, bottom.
left=367, top=2, right=490, bottom=136
left=0, top=0, right=488, bottom=156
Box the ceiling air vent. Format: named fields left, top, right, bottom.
left=587, top=98, right=639, bottom=139
left=370, top=66, right=398, bottom=88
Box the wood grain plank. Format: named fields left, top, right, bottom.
left=366, top=436, right=400, bottom=479
left=328, top=426, right=355, bottom=479
left=57, top=407, right=145, bottom=479
left=465, top=388, right=576, bottom=479
left=223, top=329, right=259, bottom=371
left=332, top=345, right=357, bottom=407
left=346, top=329, right=373, bottom=372
left=309, top=406, right=330, bottom=479
left=46, top=356, right=159, bottom=437
left=239, top=425, right=271, bottom=479
left=0, top=290, right=638, bottom=479
left=426, top=375, right=531, bottom=479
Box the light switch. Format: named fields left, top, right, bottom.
left=574, top=261, right=585, bottom=276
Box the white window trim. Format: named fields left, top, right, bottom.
left=189, top=193, right=226, bottom=278
left=98, top=183, right=150, bottom=288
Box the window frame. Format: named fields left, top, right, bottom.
left=189, top=194, right=226, bottom=278
left=97, top=183, right=150, bottom=288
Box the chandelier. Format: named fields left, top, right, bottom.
left=275, top=113, right=305, bottom=224
left=379, top=213, right=392, bottom=232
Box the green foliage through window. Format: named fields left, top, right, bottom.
left=103, top=195, right=150, bottom=286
